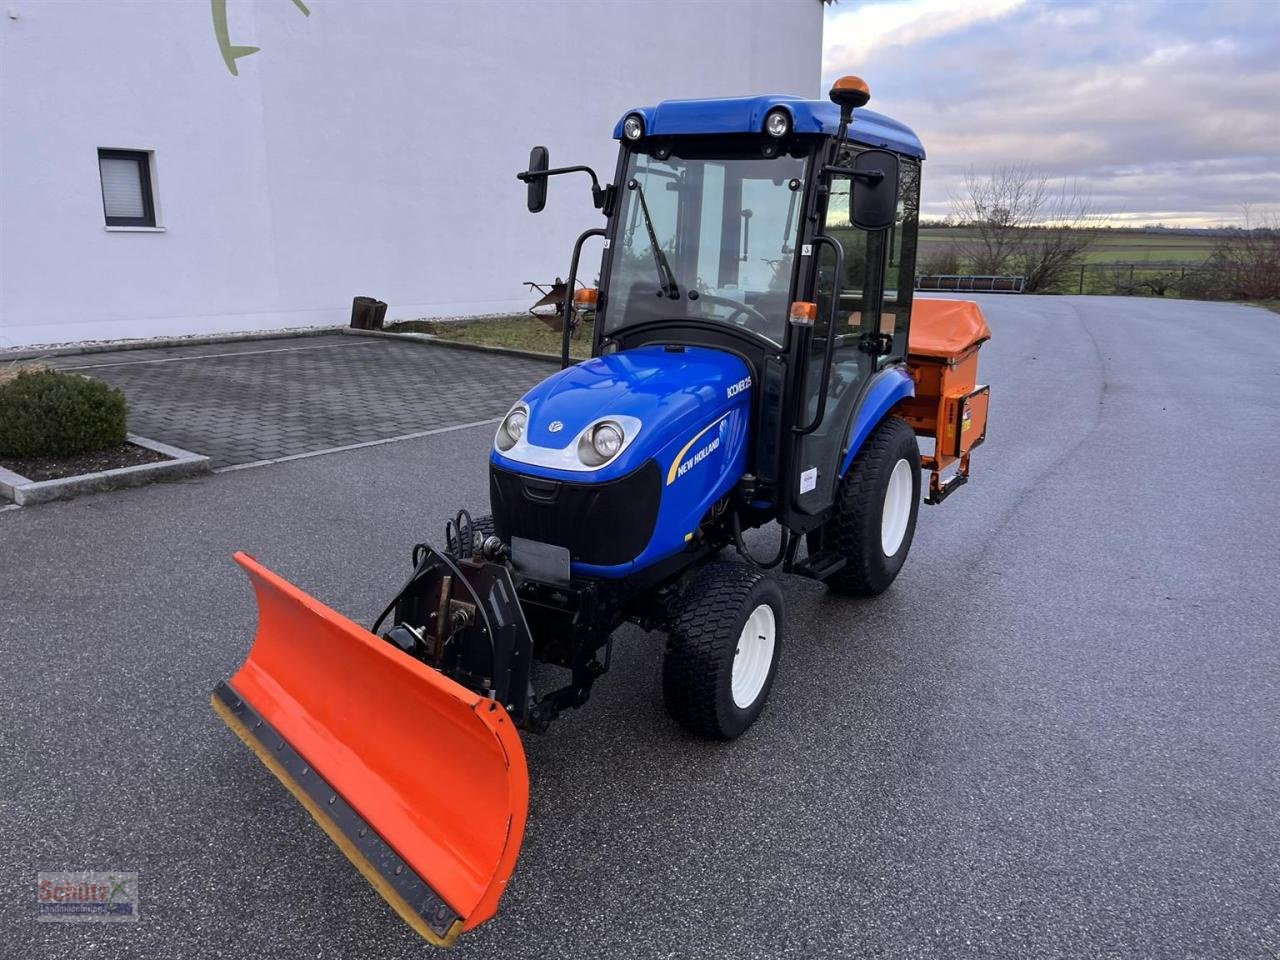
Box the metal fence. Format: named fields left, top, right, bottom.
left=914, top=263, right=1215, bottom=297
left=1070, top=262, right=1212, bottom=296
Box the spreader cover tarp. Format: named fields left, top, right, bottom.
left=909, top=299, right=993, bottom=360
left=211, top=552, right=528, bottom=946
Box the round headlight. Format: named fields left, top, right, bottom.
left=765, top=109, right=790, bottom=138
left=623, top=114, right=644, bottom=141
left=496, top=406, right=527, bottom=451
left=506, top=408, right=527, bottom=441
left=591, top=421, right=624, bottom=459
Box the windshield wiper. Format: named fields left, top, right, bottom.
left=626, top=178, right=680, bottom=299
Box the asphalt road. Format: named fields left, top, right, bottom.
left=2, top=296, right=1278, bottom=959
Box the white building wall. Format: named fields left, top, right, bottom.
left=0, top=0, right=823, bottom=349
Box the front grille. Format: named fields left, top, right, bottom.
left=489, top=460, right=662, bottom=567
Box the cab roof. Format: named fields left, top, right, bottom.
left=613, top=94, right=925, bottom=160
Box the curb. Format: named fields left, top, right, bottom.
left=0, top=327, right=345, bottom=362
left=340, top=327, right=567, bottom=364
left=0, top=435, right=210, bottom=506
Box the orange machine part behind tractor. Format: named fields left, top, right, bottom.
left=902, top=299, right=992, bottom=503
left=211, top=553, right=529, bottom=946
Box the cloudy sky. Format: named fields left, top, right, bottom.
left=822, top=0, right=1280, bottom=226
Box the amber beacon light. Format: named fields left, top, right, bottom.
left=829, top=75, right=871, bottom=112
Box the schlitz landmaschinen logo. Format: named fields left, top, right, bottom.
left=37, top=872, right=139, bottom=922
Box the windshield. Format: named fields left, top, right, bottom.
left=602, top=144, right=808, bottom=346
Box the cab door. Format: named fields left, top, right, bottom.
left=787, top=171, right=889, bottom=517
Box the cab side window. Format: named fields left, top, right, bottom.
left=816, top=174, right=871, bottom=339
left=881, top=158, right=920, bottom=360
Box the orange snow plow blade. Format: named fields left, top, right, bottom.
left=211, top=552, right=529, bottom=947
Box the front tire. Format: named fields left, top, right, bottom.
left=662, top=562, right=784, bottom=740
left=810, top=416, right=921, bottom=597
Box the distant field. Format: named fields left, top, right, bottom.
left=919, top=228, right=1216, bottom=265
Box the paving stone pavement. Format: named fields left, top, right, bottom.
left=51, top=335, right=552, bottom=469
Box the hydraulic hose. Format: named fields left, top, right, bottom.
left=371, top=510, right=476, bottom=636
left=730, top=510, right=791, bottom=570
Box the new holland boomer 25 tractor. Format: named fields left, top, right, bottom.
left=212, top=76, right=991, bottom=946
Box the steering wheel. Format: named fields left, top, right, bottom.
left=695, top=294, right=771, bottom=334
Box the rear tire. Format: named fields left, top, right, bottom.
left=662, top=562, right=784, bottom=740
left=810, top=416, right=921, bottom=597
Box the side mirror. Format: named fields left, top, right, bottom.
left=851, top=149, right=899, bottom=231
left=525, top=146, right=549, bottom=213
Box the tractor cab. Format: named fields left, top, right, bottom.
left=514, top=77, right=959, bottom=555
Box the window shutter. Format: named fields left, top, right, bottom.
left=99, top=156, right=146, bottom=219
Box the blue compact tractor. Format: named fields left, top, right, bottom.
left=213, top=76, right=992, bottom=944
left=385, top=75, right=990, bottom=740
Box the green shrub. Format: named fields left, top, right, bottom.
left=1175, top=266, right=1222, bottom=301
left=0, top=369, right=128, bottom=458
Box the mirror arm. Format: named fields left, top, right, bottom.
left=516, top=165, right=609, bottom=211
left=819, top=164, right=885, bottom=184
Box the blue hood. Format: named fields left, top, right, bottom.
left=491, top=344, right=751, bottom=482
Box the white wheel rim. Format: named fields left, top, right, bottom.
left=731, top=603, right=776, bottom=709
left=881, top=458, right=913, bottom=557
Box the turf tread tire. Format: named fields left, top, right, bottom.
left=469, top=514, right=496, bottom=549
left=819, top=416, right=920, bottom=597
left=662, top=562, right=783, bottom=740
left=445, top=514, right=497, bottom=557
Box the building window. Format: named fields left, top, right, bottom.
left=98, top=149, right=156, bottom=227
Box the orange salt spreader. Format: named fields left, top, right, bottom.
left=902, top=299, right=993, bottom=503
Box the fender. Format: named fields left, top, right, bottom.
left=838, top=365, right=915, bottom=478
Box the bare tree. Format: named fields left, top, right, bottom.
left=951, top=164, right=1098, bottom=292
left=1208, top=207, right=1280, bottom=300
left=951, top=165, right=1044, bottom=274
